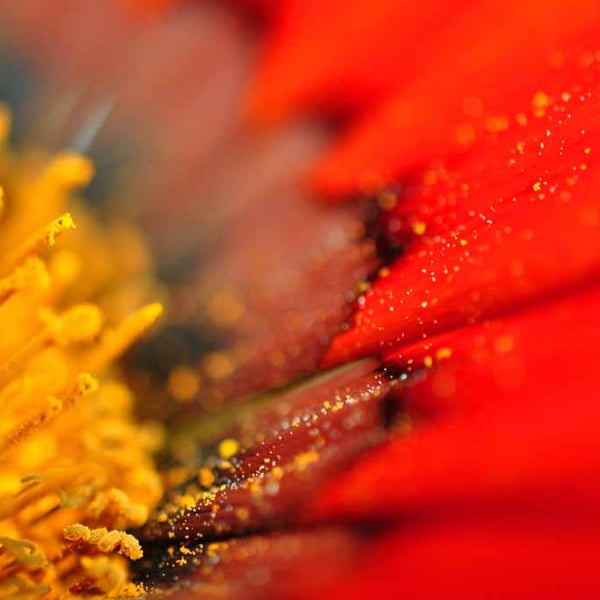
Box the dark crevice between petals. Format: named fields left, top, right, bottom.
left=132, top=360, right=413, bottom=592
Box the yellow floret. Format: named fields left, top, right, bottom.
left=0, top=105, right=164, bottom=598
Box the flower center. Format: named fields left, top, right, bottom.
left=0, top=104, right=164, bottom=598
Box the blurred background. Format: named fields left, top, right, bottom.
left=0, top=0, right=375, bottom=422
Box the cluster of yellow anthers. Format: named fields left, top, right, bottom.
left=0, top=105, right=165, bottom=598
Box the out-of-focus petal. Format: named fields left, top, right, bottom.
left=247, top=0, right=469, bottom=120
left=311, top=0, right=600, bottom=197
left=138, top=361, right=393, bottom=553
left=300, top=522, right=600, bottom=599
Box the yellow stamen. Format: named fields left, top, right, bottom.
left=80, top=302, right=163, bottom=373
left=4, top=213, right=76, bottom=274
left=0, top=108, right=164, bottom=598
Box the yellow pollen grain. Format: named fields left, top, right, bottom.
left=412, top=221, right=427, bottom=236
left=206, top=289, right=245, bottom=327
left=436, top=347, right=453, bottom=360
left=423, top=355, right=434, bottom=368
left=270, top=466, right=284, bottom=480
left=202, top=351, right=234, bottom=381
left=168, top=365, right=200, bottom=402
left=218, top=438, right=239, bottom=460
left=63, top=525, right=143, bottom=561
left=532, top=91, right=551, bottom=110
left=356, top=280, right=370, bottom=293
left=294, top=450, right=319, bottom=470
left=178, top=495, right=197, bottom=510
left=197, top=468, right=215, bottom=488
left=235, top=507, right=250, bottom=521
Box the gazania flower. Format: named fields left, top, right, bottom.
left=1, top=0, right=600, bottom=598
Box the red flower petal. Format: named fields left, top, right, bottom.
left=302, top=522, right=600, bottom=599
left=311, top=0, right=600, bottom=197
left=139, top=361, right=393, bottom=549
left=322, top=60, right=600, bottom=366
left=314, top=285, right=600, bottom=522
left=246, top=0, right=467, bottom=121
left=140, top=529, right=358, bottom=597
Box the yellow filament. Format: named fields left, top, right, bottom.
left=4, top=213, right=76, bottom=274
left=80, top=302, right=163, bottom=373
left=0, top=109, right=164, bottom=598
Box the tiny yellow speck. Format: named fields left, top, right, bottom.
left=436, top=347, right=453, bottom=360
left=412, top=221, right=427, bottom=236
left=168, top=365, right=200, bottom=402
left=271, top=466, right=284, bottom=480
left=532, top=91, right=551, bottom=109
left=294, top=450, right=319, bottom=470
left=235, top=507, right=250, bottom=521
left=178, top=495, right=197, bottom=510
left=202, top=351, right=234, bottom=381
left=197, top=468, right=215, bottom=488
left=218, top=438, right=239, bottom=460
left=356, top=280, right=370, bottom=293
left=206, top=289, right=245, bottom=327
